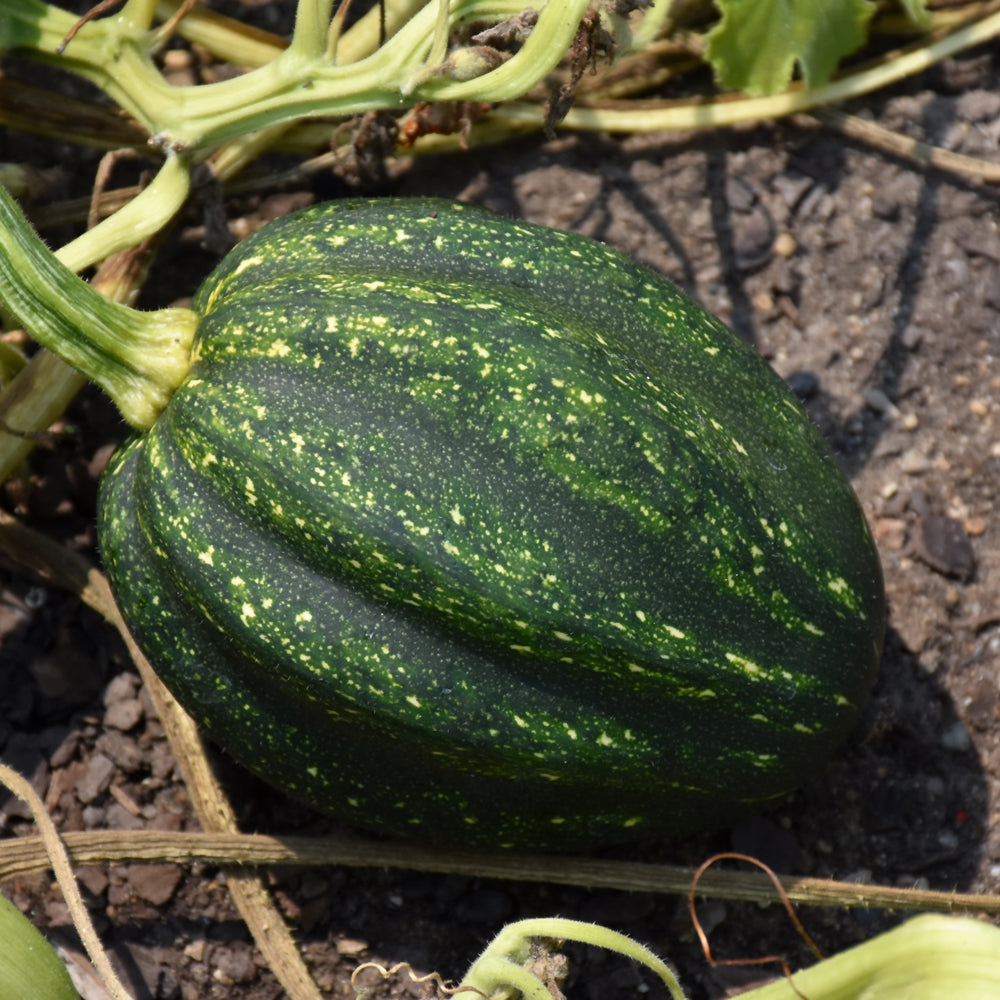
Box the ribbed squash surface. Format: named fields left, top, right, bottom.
left=99, top=198, right=885, bottom=848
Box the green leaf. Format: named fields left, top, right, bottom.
left=0, top=894, right=79, bottom=1000
left=898, top=0, right=932, bottom=30
left=705, top=0, right=876, bottom=96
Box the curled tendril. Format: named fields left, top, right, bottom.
left=350, top=961, right=491, bottom=1000
left=689, top=852, right=823, bottom=1000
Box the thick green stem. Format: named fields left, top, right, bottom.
left=290, top=0, right=338, bottom=61
left=460, top=919, right=687, bottom=1000
left=121, top=0, right=160, bottom=31
left=0, top=168, right=198, bottom=430
left=153, top=0, right=286, bottom=67
left=56, top=153, right=192, bottom=273
left=0, top=0, right=591, bottom=152
left=0, top=354, right=87, bottom=480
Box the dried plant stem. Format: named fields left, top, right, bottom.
left=0, top=763, right=136, bottom=1000
left=0, top=508, right=325, bottom=1000
left=803, top=107, right=1000, bottom=183
left=0, top=827, right=999, bottom=917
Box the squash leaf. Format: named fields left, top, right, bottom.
left=705, top=0, right=876, bottom=97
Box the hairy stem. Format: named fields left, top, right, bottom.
left=0, top=157, right=197, bottom=429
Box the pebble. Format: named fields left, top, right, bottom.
left=105, top=802, right=145, bottom=832
left=104, top=697, right=145, bottom=733
left=96, top=730, right=144, bottom=772
left=725, top=175, right=758, bottom=212
left=843, top=868, right=874, bottom=884
left=965, top=515, right=987, bottom=537
left=900, top=447, right=932, bottom=474
left=691, top=899, right=727, bottom=937
left=82, top=805, right=105, bottom=828
left=127, top=864, right=184, bottom=906
left=771, top=173, right=813, bottom=210
left=335, top=938, right=369, bottom=957
left=104, top=672, right=140, bottom=706
left=915, top=513, right=975, bottom=580
left=773, top=231, right=797, bottom=258
left=77, top=866, right=110, bottom=897
left=872, top=517, right=906, bottom=551
left=940, top=721, right=972, bottom=752
left=785, top=370, right=820, bottom=400
left=864, top=388, right=899, bottom=417
left=937, top=830, right=960, bottom=851
left=185, top=940, right=207, bottom=963
left=76, top=752, right=116, bottom=804
left=734, top=212, right=776, bottom=271
left=49, top=729, right=80, bottom=769
left=956, top=89, right=1000, bottom=123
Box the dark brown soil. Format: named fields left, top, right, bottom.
left=2, top=23, right=1000, bottom=1000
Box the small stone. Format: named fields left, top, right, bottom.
left=185, top=940, right=207, bottom=962
left=901, top=412, right=919, bottom=431
left=773, top=231, right=797, bottom=258
left=915, top=513, right=975, bottom=580
left=105, top=802, right=145, bottom=831
left=785, top=370, right=819, bottom=400
left=103, top=672, right=140, bottom=707
left=96, top=730, right=144, bottom=772
left=335, top=938, right=369, bottom=956
left=900, top=447, right=931, bottom=474
left=956, top=89, right=1000, bottom=123
left=82, top=805, right=106, bottom=828
left=734, top=212, right=775, bottom=271
left=76, top=753, right=116, bottom=804
left=938, top=830, right=960, bottom=851
left=725, top=175, right=757, bottom=212
left=969, top=398, right=990, bottom=418
left=843, top=868, right=874, bottom=884
left=127, top=863, right=184, bottom=906
left=965, top=516, right=987, bottom=537
left=872, top=518, right=906, bottom=551
left=772, top=173, right=813, bottom=210
left=864, top=388, right=899, bottom=417
left=941, top=721, right=972, bottom=752
left=104, top=697, right=144, bottom=732
left=76, top=866, right=109, bottom=897
left=49, top=730, right=80, bottom=769
left=871, top=193, right=900, bottom=221
left=297, top=872, right=329, bottom=900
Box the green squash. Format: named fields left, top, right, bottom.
left=92, top=197, right=884, bottom=848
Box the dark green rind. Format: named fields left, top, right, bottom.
left=98, top=197, right=885, bottom=848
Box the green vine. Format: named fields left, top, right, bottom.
left=0, top=157, right=197, bottom=429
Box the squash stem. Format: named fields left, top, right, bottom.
left=460, top=919, right=687, bottom=1000
left=0, top=159, right=198, bottom=430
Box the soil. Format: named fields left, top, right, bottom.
left=2, top=10, right=1000, bottom=1000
